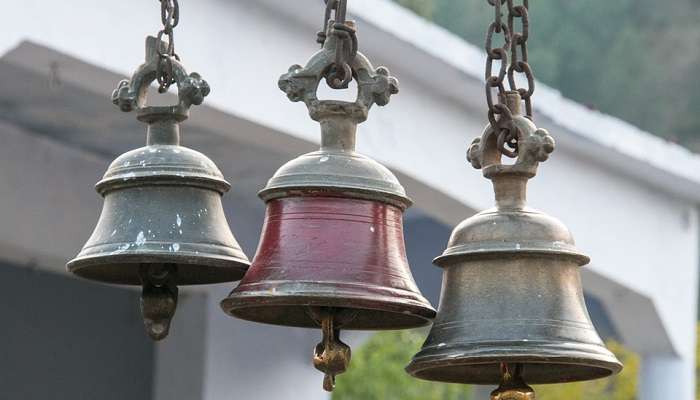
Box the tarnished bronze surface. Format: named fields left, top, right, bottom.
left=221, top=19, right=434, bottom=391
left=406, top=92, right=622, bottom=384
left=68, top=37, right=250, bottom=340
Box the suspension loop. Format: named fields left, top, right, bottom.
left=317, top=0, right=358, bottom=89
left=497, top=126, right=520, bottom=158
left=155, top=0, right=181, bottom=93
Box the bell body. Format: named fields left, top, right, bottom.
left=407, top=206, right=622, bottom=384
left=225, top=195, right=433, bottom=329
left=221, top=121, right=436, bottom=330
left=407, top=108, right=622, bottom=384
left=68, top=120, right=250, bottom=285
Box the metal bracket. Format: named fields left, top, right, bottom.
left=112, top=36, right=210, bottom=121
left=468, top=92, right=554, bottom=180
left=278, top=21, right=399, bottom=124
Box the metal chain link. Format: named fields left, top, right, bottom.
left=507, top=0, right=534, bottom=119
left=485, top=0, right=510, bottom=128
left=156, top=0, right=180, bottom=93
left=484, top=0, right=536, bottom=158
left=317, top=0, right=358, bottom=89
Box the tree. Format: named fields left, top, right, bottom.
left=333, top=329, right=473, bottom=400
left=391, top=0, right=700, bottom=152
left=394, top=0, right=433, bottom=18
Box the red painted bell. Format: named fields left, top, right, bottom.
left=221, top=20, right=435, bottom=391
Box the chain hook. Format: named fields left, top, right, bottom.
left=317, top=0, right=358, bottom=89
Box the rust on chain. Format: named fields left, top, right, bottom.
left=317, top=0, right=358, bottom=89
left=506, top=0, right=535, bottom=120
left=156, top=0, right=181, bottom=93
left=483, top=0, right=536, bottom=159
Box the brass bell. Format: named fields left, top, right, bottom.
left=68, top=37, right=250, bottom=340
left=221, top=20, right=435, bottom=391
left=406, top=92, right=622, bottom=387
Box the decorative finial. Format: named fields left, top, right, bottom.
left=468, top=91, right=554, bottom=180
left=278, top=22, right=398, bottom=124
left=467, top=91, right=554, bottom=209
left=111, top=36, right=210, bottom=119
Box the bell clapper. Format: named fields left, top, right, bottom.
left=309, top=307, right=353, bottom=392
left=139, top=263, right=179, bottom=341
left=490, top=363, right=536, bottom=400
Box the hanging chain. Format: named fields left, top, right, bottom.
left=507, top=0, right=534, bottom=119
left=484, top=0, right=535, bottom=158
left=156, top=0, right=181, bottom=93
left=317, top=0, right=359, bottom=89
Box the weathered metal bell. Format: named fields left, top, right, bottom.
left=407, top=93, right=622, bottom=385
left=68, top=37, right=250, bottom=340
left=221, top=22, right=435, bottom=391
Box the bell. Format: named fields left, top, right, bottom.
left=221, top=21, right=435, bottom=391
left=406, top=92, right=622, bottom=386
left=68, top=37, right=250, bottom=340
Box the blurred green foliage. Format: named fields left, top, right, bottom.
left=393, top=0, right=700, bottom=151
left=534, top=341, right=639, bottom=400
left=333, top=330, right=639, bottom=400
left=333, top=330, right=472, bottom=399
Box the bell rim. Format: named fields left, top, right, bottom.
left=406, top=340, right=623, bottom=385
left=221, top=280, right=436, bottom=330
left=67, top=252, right=250, bottom=286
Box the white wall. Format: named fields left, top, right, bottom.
left=3, top=0, right=699, bottom=398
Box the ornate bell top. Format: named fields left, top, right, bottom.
left=259, top=22, right=411, bottom=209
left=436, top=92, right=589, bottom=266
left=99, top=37, right=228, bottom=196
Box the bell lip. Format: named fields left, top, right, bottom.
left=220, top=280, right=437, bottom=330
left=433, top=242, right=591, bottom=267
left=258, top=185, right=413, bottom=210
left=66, top=252, right=250, bottom=286
left=406, top=340, right=623, bottom=385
